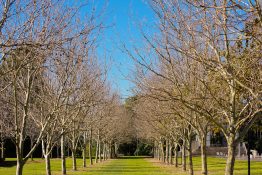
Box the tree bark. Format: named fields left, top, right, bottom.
left=188, top=137, right=194, bottom=175
left=160, top=141, right=165, bottom=162
left=95, top=130, right=100, bottom=163
left=114, top=142, right=118, bottom=158
left=61, top=133, right=66, bottom=175
left=154, top=144, right=157, bottom=158
left=16, top=138, right=24, bottom=175
left=72, top=150, right=77, bottom=171
left=82, top=132, right=87, bottom=167
left=109, top=142, right=112, bottom=159
left=42, top=139, right=52, bottom=175
left=1, top=140, right=4, bottom=160
left=155, top=146, right=158, bottom=159
left=165, top=139, right=169, bottom=164
left=169, top=141, right=173, bottom=165
left=45, top=155, right=51, bottom=175
left=102, top=142, right=105, bottom=161
left=104, top=143, right=107, bottom=160
left=83, top=145, right=87, bottom=167
left=200, top=135, right=208, bottom=175
left=95, top=140, right=98, bottom=163
left=89, top=129, right=93, bottom=165
left=157, top=143, right=160, bottom=161
left=106, top=143, right=109, bottom=160
left=30, top=138, right=34, bottom=161
left=182, top=141, right=186, bottom=171
left=174, top=144, right=178, bottom=167
left=16, top=159, right=24, bottom=175
left=225, top=136, right=237, bottom=175
left=98, top=140, right=101, bottom=162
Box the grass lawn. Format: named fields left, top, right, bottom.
left=150, top=156, right=262, bottom=175
left=0, top=157, right=171, bottom=175
left=0, top=158, right=111, bottom=175
left=0, top=156, right=261, bottom=175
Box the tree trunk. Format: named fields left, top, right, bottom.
left=104, top=143, right=107, bottom=160
left=45, top=155, right=51, bottom=175
left=182, top=141, right=186, bottom=171
left=42, top=139, right=52, bottom=175
left=89, top=129, right=93, bottom=165
left=114, top=142, right=118, bottom=158
left=106, top=143, right=109, bottom=160
left=200, top=136, right=208, bottom=175
left=109, top=142, right=112, bottom=159
left=188, top=137, right=194, bottom=175
left=98, top=140, right=101, bottom=162
left=165, top=139, right=169, bottom=164
left=225, top=137, right=237, bottom=175
left=154, top=143, right=157, bottom=158
left=1, top=141, right=4, bottom=160
left=95, top=140, right=98, bottom=163
left=16, top=139, right=24, bottom=175
left=155, top=146, right=158, bottom=159
left=102, top=142, right=106, bottom=161
left=160, top=141, right=165, bottom=162
left=95, top=131, right=100, bottom=163
left=157, top=143, right=160, bottom=161
left=174, top=144, right=178, bottom=167
left=83, top=145, right=86, bottom=167
left=16, top=159, right=24, bottom=175
left=30, top=138, right=34, bottom=161
left=82, top=132, right=87, bottom=167
left=61, top=134, right=66, bottom=175
left=72, top=150, right=77, bottom=171
left=169, top=141, right=173, bottom=165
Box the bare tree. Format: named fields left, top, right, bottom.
left=0, top=1, right=104, bottom=175
left=125, top=1, right=261, bottom=175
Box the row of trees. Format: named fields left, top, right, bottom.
left=127, top=1, right=261, bottom=175
left=0, top=1, right=125, bottom=175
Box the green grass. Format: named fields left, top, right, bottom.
left=0, top=158, right=101, bottom=175
left=152, top=156, right=262, bottom=175
left=83, top=156, right=171, bottom=175
left=0, top=157, right=171, bottom=175
left=0, top=156, right=261, bottom=175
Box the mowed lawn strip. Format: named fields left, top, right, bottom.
left=0, top=157, right=172, bottom=175
left=84, top=156, right=171, bottom=175
left=0, top=156, right=262, bottom=175
left=148, top=156, right=262, bottom=175
left=0, top=158, right=113, bottom=175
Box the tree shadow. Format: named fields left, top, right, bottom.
left=0, top=160, right=17, bottom=167
left=116, top=156, right=152, bottom=159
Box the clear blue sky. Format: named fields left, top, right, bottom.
left=96, top=0, right=155, bottom=99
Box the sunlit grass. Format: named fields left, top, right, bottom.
left=0, top=156, right=261, bottom=175
left=0, top=158, right=108, bottom=175
left=0, top=156, right=170, bottom=175
left=151, top=156, right=262, bottom=175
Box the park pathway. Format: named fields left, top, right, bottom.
left=83, top=157, right=172, bottom=175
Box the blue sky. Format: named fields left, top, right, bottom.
left=95, top=0, right=155, bottom=99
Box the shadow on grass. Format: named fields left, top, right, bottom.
left=87, top=169, right=159, bottom=173
left=0, top=160, right=17, bottom=167
left=87, top=165, right=160, bottom=174
left=116, top=156, right=152, bottom=159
